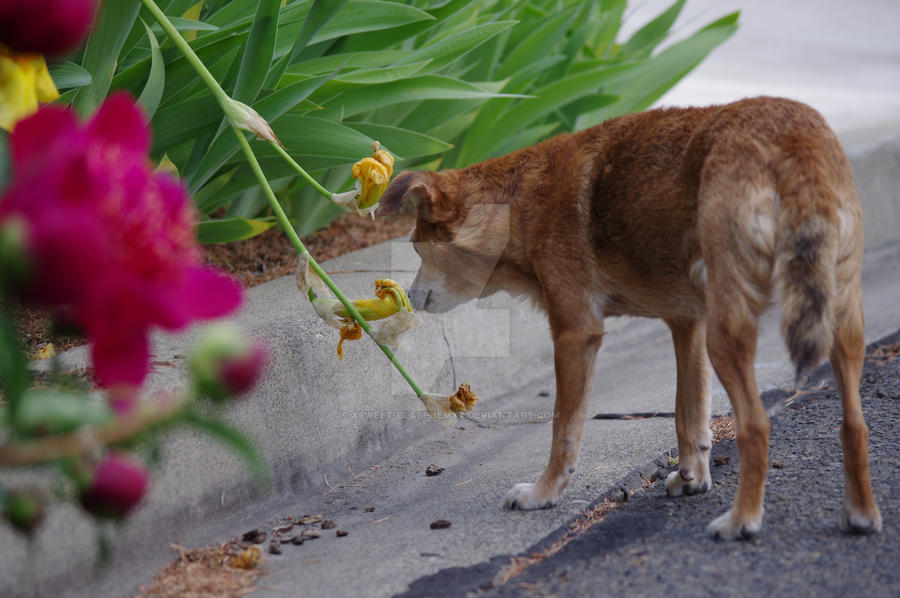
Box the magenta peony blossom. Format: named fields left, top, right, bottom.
left=0, top=93, right=243, bottom=387
left=0, top=0, right=97, bottom=56
left=79, top=453, right=148, bottom=520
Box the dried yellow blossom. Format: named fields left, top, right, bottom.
left=332, top=142, right=395, bottom=217
left=420, top=384, right=479, bottom=428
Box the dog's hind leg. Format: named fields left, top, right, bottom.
left=503, top=316, right=604, bottom=510
left=704, top=299, right=769, bottom=540
left=830, top=292, right=882, bottom=533
left=664, top=318, right=713, bottom=497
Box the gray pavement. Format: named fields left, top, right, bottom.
left=1, top=1, right=899, bottom=597
left=399, top=329, right=900, bottom=598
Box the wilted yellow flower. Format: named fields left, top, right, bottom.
left=420, top=384, right=479, bottom=427
left=337, top=321, right=363, bottom=360
left=297, top=257, right=416, bottom=359
left=0, top=45, right=59, bottom=131
left=333, top=142, right=395, bottom=217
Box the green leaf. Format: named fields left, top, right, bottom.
left=310, top=1, right=435, bottom=45
left=48, top=62, right=92, bottom=90
left=495, top=10, right=575, bottom=80
left=72, top=0, right=141, bottom=115
left=184, top=411, right=270, bottom=486
left=289, top=0, right=349, bottom=62
left=337, top=0, right=469, bottom=53
left=13, top=389, right=113, bottom=436
left=282, top=50, right=409, bottom=80
left=317, top=75, right=524, bottom=120
left=343, top=123, right=453, bottom=160
left=196, top=217, right=277, bottom=244
left=459, top=62, right=638, bottom=164
left=332, top=61, right=433, bottom=85
left=619, top=0, right=685, bottom=60
left=575, top=11, right=740, bottom=129
left=151, top=94, right=221, bottom=155
left=158, top=16, right=220, bottom=32
left=398, top=20, right=518, bottom=73
left=233, top=0, right=281, bottom=104
left=137, top=19, right=166, bottom=119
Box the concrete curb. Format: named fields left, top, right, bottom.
left=1, top=129, right=898, bottom=598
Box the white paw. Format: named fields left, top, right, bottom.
left=502, top=482, right=558, bottom=510
left=840, top=503, right=882, bottom=534
left=665, top=468, right=711, bottom=497
left=707, top=508, right=763, bottom=540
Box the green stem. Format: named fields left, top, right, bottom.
left=139, top=0, right=231, bottom=109
left=233, top=132, right=424, bottom=398
left=269, top=141, right=333, bottom=200
left=141, top=0, right=424, bottom=398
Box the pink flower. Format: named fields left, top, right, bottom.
left=0, top=93, right=243, bottom=387
left=79, top=453, right=148, bottom=520
left=0, top=0, right=97, bottom=56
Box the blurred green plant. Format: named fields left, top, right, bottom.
left=51, top=0, right=738, bottom=243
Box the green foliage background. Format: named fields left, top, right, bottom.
left=50, top=0, right=738, bottom=243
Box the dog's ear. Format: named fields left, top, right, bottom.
left=378, top=170, right=460, bottom=223
left=377, top=171, right=427, bottom=216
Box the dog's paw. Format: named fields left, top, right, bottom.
left=665, top=468, right=711, bottom=497
left=840, top=503, right=882, bottom=535
left=707, top=508, right=763, bottom=540
left=502, top=483, right=557, bottom=510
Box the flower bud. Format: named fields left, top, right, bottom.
left=223, top=98, right=281, bottom=146
left=2, top=490, right=45, bottom=534
left=0, top=0, right=97, bottom=56
left=190, top=324, right=267, bottom=401
left=79, top=454, right=149, bottom=520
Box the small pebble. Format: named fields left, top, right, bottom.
left=269, top=540, right=281, bottom=555
left=336, top=530, right=348, bottom=537
left=430, top=520, right=452, bottom=530
left=364, top=506, right=375, bottom=512
left=425, top=465, right=444, bottom=476
left=321, top=519, right=336, bottom=529
left=241, top=529, right=266, bottom=544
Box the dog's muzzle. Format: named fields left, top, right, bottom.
left=407, top=288, right=431, bottom=311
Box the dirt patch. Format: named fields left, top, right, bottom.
left=202, top=211, right=414, bottom=288
left=132, top=540, right=264, bottom=598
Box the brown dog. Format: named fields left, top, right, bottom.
left=377, top=96, right=881, bottom=539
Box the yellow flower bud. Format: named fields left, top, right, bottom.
left=0, top=46, right=59, bottom=131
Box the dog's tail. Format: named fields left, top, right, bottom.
left=773, top=135, right=844, bottom=384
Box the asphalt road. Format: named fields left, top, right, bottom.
left=399, top=330, right=900, bottom=598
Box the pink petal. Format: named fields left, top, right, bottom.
left=169, top=267, right=244, bottom=324
left=10, top=105, right=77, bottom=168
left=87, top=92, right=150, bottom=155
left=90, top=319, right=150, bottom=387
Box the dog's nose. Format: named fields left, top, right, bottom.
left=407, top=288, right=430, bottom=310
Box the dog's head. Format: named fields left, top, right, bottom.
left=377, top=170, right=510, bottom=313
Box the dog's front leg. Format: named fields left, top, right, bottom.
left=503, top=323, right=603, bottom=510
left=664, top=318, right=713, bottom=497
